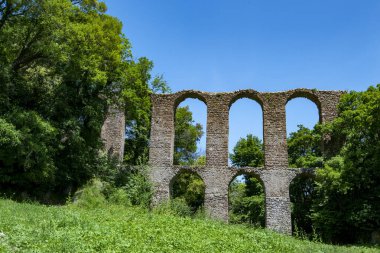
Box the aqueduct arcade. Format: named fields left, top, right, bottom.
left=148, top=89, right=342, bottom=234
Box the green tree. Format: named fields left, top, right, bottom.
left=287, top=125, right=322, bottom=237
left=0, top=0, right=158, bottom=202
left=229, top=134, right=265, bottom=226
left=312, top=85, right=380, bottom=243
left=230, top=134, right=264, bottom=167
left=229, top=176, right=265, bottom=227
left=123, top=59, right=171, bottom=165
left=170, top=106, right=205, bottom=212
left=171, top=171, right=205, bottom=212
left=287, top=125, right=322, bottom=168
left=173, top=106, right=204, bottom=165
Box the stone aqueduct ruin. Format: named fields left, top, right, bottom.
left=101, top=88, right=343, bottom=234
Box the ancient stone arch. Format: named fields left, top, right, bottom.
left=148, top=89, right=343, bottom=234
left=100, top=88, right=343, bottom=234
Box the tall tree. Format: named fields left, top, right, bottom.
left=123, top=59, right=171, bottom=165
left=0, top=0, right=158, bottom=202
left=312, top=85, right=380, bottom=243
left=287, top=125, right=321, bottom=237
left=173, top=106, right=204, bottom=165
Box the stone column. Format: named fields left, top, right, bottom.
left=149, top=94, right=175, bottom=204
left=202, top=168, right=230, bottom=221
left=206, top=94, right=230, bottom=167
left=101, top=105, right=125, bottom=162
left=262, top=93, right=288, bottom=168
left=318, top=91, right=343, bottom=155
left=261, top=170, right=296, bottom=234
left=204, top=94, right=230, bottom=220
left=318, top=91, right=342, bottom=123
left=262, top=93, right=293, bottom=234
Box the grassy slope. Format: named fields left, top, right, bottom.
left=0, top=199, right=378, bottom=253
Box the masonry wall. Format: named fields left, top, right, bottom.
left=101, top=106, right=125, bottom=161
left=149, top=89, right=343, bottom=235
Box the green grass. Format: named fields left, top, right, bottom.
left=0, top=199, right=378, bottom=253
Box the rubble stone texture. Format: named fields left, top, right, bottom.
left=148, top=89, right=343, bottom=235
left=100, top=106, right=125, bottom=162
left=100, top=88, right=343, bottom=234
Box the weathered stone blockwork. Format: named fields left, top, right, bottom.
left=148, top=89, right=343, bottom=235
left=101, top=106, right=125, bottom=161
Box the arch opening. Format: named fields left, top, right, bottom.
left=174, top=91, right=207, bottom=110
left=287, top=90, right=321, bottom=120
left=228, top=172, right=265, bottom=227
left=229, top=98, right=264, bottom=167
left=173, top=98, right=207, bottom=166
left=286, top=97, right=320, bottom=237
left=289, top=172, right=316, bottom=238
left=286, top=97, right=321, bottom=168
left=170, top=169, right=205, bottom=214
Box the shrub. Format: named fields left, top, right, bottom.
left=72, top=179, right=106, bottom=208
left=154, top=198, right=193, bottom=217
left=107, top=188, right=131, bottom=207
left=118, top=166, right=153, bottom=208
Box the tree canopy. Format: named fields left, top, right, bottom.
left=311, top=85, right=380, bottom=243
left=230, top=134, right=264, bottom=167
left=228, top=134, right=265, bottom=226
left=174, top=106, right=204, bottom=165
left=0, top=0, right=162, bottom=201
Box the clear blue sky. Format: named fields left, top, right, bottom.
left=105, top=0, right=380, bottom=156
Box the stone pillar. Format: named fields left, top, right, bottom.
left=204, top=94, right=230, bottom=220
left=146, top=89, right=343, bottom=234
left=318, top=91, right=342, bottom=123
left=202, top=168, right=229, bottom=221
left=262, top=93, right=288, bottom=168
left=101, top=105, right=125, bottom=161
left=149, top=94, right=175, bottom=204
left=206, top=95, right=230, bottom=167
left=261, top=170, right=296, bottom=234
left=318, top=91, right=343, bottom=155
left=262, top=93, right=293, bottom=234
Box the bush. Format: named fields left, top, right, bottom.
left=116, top=166, right=153, bottom=208
left=154, top=198, right=193, bottom=217
left=72, top=170, right=151, bottom=209
left=107, top=188, right=131, bottom=207
left=72, top=179, right=106, bottom=208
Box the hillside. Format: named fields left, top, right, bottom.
left=0, top=199, right=378, bottom=252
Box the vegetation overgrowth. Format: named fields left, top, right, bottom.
left=0, top=198, right=378, bottom=253
left=0, top=0, right=379, bottom=247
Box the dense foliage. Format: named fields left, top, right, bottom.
left=171, top=171, right=205, bottom=212
left=286, top=125, right=321, bottom=238
left=229, top=176, right=265, bottom=227
left=174, top=106, right=204, bottom=165
left=287, top=125, right=323, bottom=168
left=228, top=134, right=265, bottom=227
left=171, top=105, right=205, bottom=212
left=0, top=0, right=162, bottom=202
left=311, top=85, right=380, bottom=243
left=0, top=0, right=379, bottom=247
left=287, top=86, right=380, bottom=244
left=230, top=134, right=264, bottom=167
